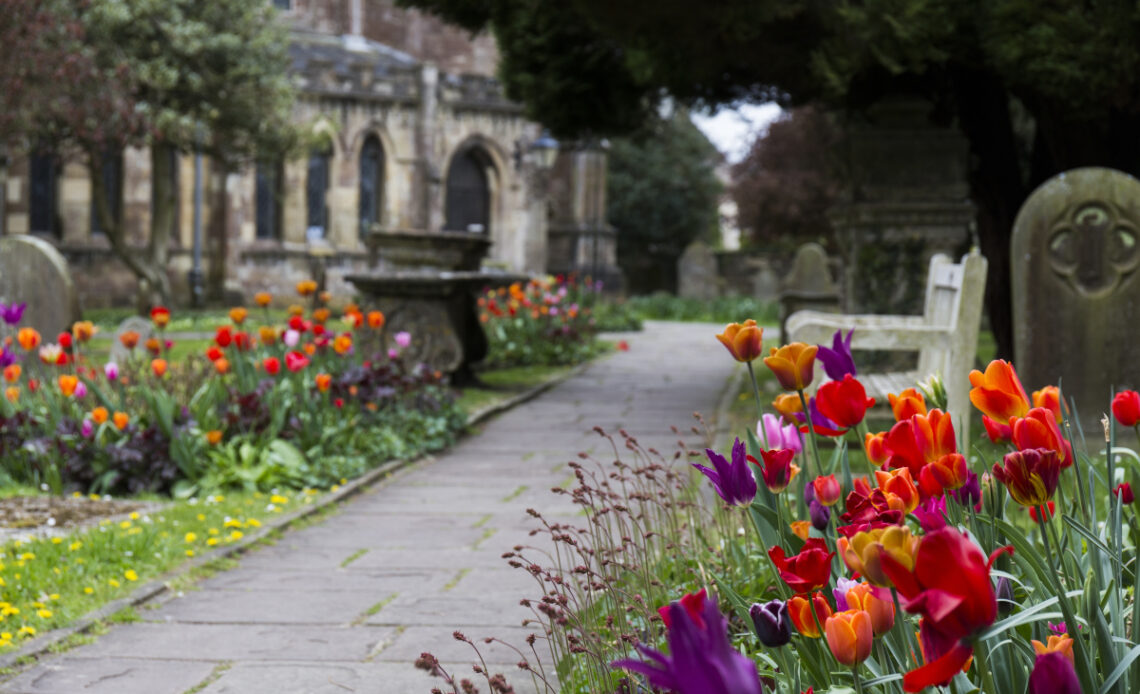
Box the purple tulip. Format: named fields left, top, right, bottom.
left=817, top=328, right=856, bottom=381
left=912, top=496, right=947, bottom=532
left=693, top=439, right=757, bottom=507
left=81, top=419, right=94, bottom=438
left=0, top=346, right=16, bottom=369
left=760, top=413, right=802, bottom=454
left=104, top=362, right=119, bottom=382
left=950, top=469, right=982, bottom=510
left=1028, top=652, right=1079, bottom=694
left=833, top=577, right=860, bottom=611
left=995, top=576, right=1014, bottom=616
left=283, top=329, right=300, bottom=347
left=613, top=594, right=764, bottom=694
left=0, top=302, right=26, bottom=326
left=750, top=599, right=791, bottom=647
left=73, top=382, right=87, bottom=399
left=387, top=348, right=399, bottom=360
left=395, top=331, right=412, bottom=348
left=809, top=499, right=830, bottom=530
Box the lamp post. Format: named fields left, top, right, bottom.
left=188, top=127, right=205, bottom=308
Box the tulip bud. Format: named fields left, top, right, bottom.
left=810, top=499, right=831, bottom=531
left=1114, top=482, right=1134, bottom=505
left=812, top=475, right=841, bottom=507
left=750, top=600, right=791, bottom=647
left=918, top=373, right=949, bottom=413
left=995, top=576, right=1015, bottom=616
left=1028, top=652, right=1080, bottom=694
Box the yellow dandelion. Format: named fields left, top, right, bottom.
left=50, top=538, right=62, bottom=545
left=196, top=514, right=206, bottom=521
left=184, top=532, right=198, bottom=543
left=48, top=594, right=58, bottom=601
left=124, top=570, right=138, bottom=582
left=83, top=587, right=93, bottom=595
left=17, top=626, right=35, bottom=637
left=19, top=553, right=34, bottom=561
left=129, top=512, right=140, bottom=520
left=206, top=538, right=219, bottom=547
left=185, top=550, right=195, bottom=558
left=228, top=531, right=243, bottom=541
left=69, top=541, right=82, bottom=551
left=269, top=495, right=288, bottom=505
left=36, top=609, right=51, bottom=619
left=108, top=579, right=120, bottom=588
left=119, top=521, right=131, bottom=529
left=246, top=519, right=261, bottom=528
left=208, top=528, right=219, bottom=536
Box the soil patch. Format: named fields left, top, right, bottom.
left=0, top=496, right=152, bottom=532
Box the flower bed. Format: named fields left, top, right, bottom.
left=477, top=276, right=605, bottom=368
left=0, top=287, right=465, bottom=498
left=429, top=320, right=1140, bottom=694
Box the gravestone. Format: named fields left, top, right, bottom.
left=1012, top=167, right=1140, bottom=425
left=109, top=316, right=155, bottom=364
left=778, top=242, right=840, bottom=340
left=677, top=241, right=720, bottom=299
left=0, top=236, right=80, bottom=339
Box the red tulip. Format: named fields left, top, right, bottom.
left=1011, top=407, right=1072, bottom=467
left=769, top=538, right=834, bottom=593
left=982, top=415, right=1012, bottom=444
left=882, top=527, right=1013, bottom=692
left=1032, top=386, right=1062, bottom=423
left=816, top=375, right=876, bottom=428
left=233, top=332, right=253, bottom=351
left=215, top=326, right=232, bottom=348
left=754, top=447, right=798, bottom=493
left=1113, top=390, right=1140, bottom=427
left=1028, top=501, right=1056, bottom=522
left=884, top=410, right=958, bottom=478
left=285, top=350, right=310, bottom=373
left=865, top=432, right=888, bottom=466
left=918, top=453, right=969, bottom=497
left=263, top=357, right=281, bottom=375
left=1114, top=482, right=1134, bottom=505
left=206, top=346, right=224, bottom=362
left=992, top=448, right=1062, bottom=508
left=812, top=474, right=842, bottom=507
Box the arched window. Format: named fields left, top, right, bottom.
left=90, top=150, right=123, bottom=236
left=29, top=151, right=59, bottom=236
left=306, top=141, right=332, bottom=240
left=444, top=148, right=491, bottom=234
left=358, top=135, right=384, bottom=238
left=150, top=147, right=180, bottom=239
left=255, top=159, right=283, bottom=240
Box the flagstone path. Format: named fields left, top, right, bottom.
left=0, top=321, right=737, bottom=694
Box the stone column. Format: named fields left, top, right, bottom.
left=545, top=142, right=623, bottom=291
left=829, top=97, right=975, bottom=315
left=413, top=64, right=440, bottom=233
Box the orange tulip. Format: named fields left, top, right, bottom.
left=888, top=388, right=927, bottom=421
left=296, top=280, right=318, bottom=297
left=145, top=337, right=162, bottom=355
left=150, top=306, right=171, bottom=328
left=229, top=307, right=248, bottom=325
left=790, top=520, right=811, bottom=541
left=302, top=343, right=316, bottom=356
left=840, top=582, right=895, bottom=636
left=874, top=468, right=921, bottom=513
left=91, top=407, right=108, bottom=425
left=715, top=320, right=764, bottom=363
left=968, top=359, right=1029, bottom=423
left=254, top=292, right=272, bottom=307
left=315, top=373, right=331, bottom=392
left=206, top=430, right=223, bottom=445
left=71, top=320, right=97, bottom=342
left=865, top=431, right=888, bottom=466
left=288, top=304, right=305, bottom=317
left=367, top=311, right=385, bottom=330
left=112, top=411, right=129, bottom=430
left=1012, top=407, right=1073, bottom=467
left=3, top=364, right=20, bottom=383
left=1032, top=385, right=1062, bottom=423
left=258, top=326, right=277, bottom=345
left=825, top=609, right=874, bottom=665
left=332, top=335, right=353, bottom=356
left=318, top=291, right=331, bottom=304
left=16, top=327, right=41, bottom=351
left=787, top=592, right=833, bottom=638
left=837, top=525, right=920, bottom=587
left=4, top=386, right=18, bottom=403
left=151, top=359, right=168, bottom=377
left=214, top=358, right=230, bottom=375
left=1032, top=634, right=1074, bottom=664
left=312, top=308, right=330, bottom=324
left=764, top=343, right=818, bottom=391
left=57, top=374, right=78, bottom=397
left=773, top=393, right=803, bottom=423
left=119, top=330, right=140, bottom=349
left=883, top=409, right=958, bottom=478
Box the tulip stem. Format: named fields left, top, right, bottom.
left=797, top=389, right=823, bottom=480
left=972, top=640, right=997, bottom=694
left=746, top=362, right=769, bottom=448
left=851, top=666, right=864, bottom=694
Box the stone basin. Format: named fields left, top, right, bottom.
left=347, top=228, right=528, bottom=384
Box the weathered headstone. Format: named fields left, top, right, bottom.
left=1012, top=167, right=1140, bottom=424
left=109, top=316, right=155, bottom=364
left=0, top=236, right=80, bottom=339
left=677, top=241, right=720, bottom=299
left=778, top=242, right=840, bottom=340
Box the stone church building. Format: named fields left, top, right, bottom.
left=0, top=0, right=615, bottom=306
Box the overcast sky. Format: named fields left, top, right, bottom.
left=691, top=102, right=783, bottom=164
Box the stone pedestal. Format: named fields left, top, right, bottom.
left=830, top=98, right=975, bottom=316
left=545, top=144, right=624, bottom=291
left=1012, top=168, right=1140, bottom=426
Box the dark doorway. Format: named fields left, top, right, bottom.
left=90, top=150, right=123, bottom=235
left=306, top=143, right=332, bottom=239
left=358, top=135, right=384, bottom=238
left=444, top=148, right=491, bottom=234
left=29, top=152, right=59, bottom=236
left=255, top=160, right=283, bottom=240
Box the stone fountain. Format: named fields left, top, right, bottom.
left=345, top=227, right=527, bottom=384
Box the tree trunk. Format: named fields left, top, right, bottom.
left=147, top=142, right=176, bottom=306
left=87, top=146, right=170, bottom=311
left=950, top=68, right=1027, bottom=361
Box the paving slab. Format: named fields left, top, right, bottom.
left=0, top=321, right=735, bottom=693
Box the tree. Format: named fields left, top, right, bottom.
left=396, top=0, right=1140, bottom=358
left=607, top=113, right=722, bottom=294
left=732, top=106, right=842, bottom=250
left=4, top=0, right=297, bottom=306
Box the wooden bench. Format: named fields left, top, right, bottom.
left=786, top=250, right=988, bottom=449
